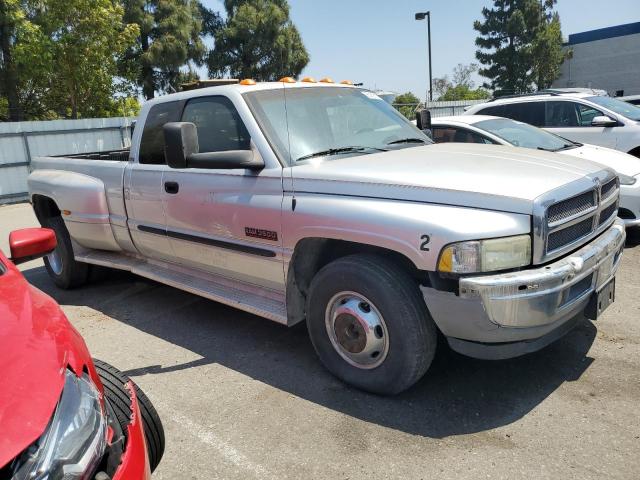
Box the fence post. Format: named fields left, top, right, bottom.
left=21, top=132, right=32, bottom=170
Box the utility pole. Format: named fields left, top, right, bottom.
left=415, top=11, right=433, bottom=102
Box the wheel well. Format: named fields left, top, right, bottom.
left=628, top=147, right=640, bottom=159
left=286, top=238, right=421, bottom=325
left=32, top=195, right=61, bottom=224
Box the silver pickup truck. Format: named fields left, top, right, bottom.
left=28, top=81, right=626, bottom=394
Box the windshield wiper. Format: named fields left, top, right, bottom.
left=387, top=138, right=427, bottom=145
left=295, top=146, right=386, bottom=162
left=557, top=142, right=581, bottom=151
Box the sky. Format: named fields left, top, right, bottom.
left=200, top=0, right=640, bottom=100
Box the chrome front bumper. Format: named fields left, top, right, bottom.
left=460, top=219, right=625, bottom=329
left=422, top=220, right=626, bottom=353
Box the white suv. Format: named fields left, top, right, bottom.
left=465, top=90, right=640, bottom=158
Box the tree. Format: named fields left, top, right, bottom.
left=206, top=0, right=309, bottom=81
left=0, top=0, right=35, bottom=120
left=121, top=0, right=206, bottom=99
left=440, top=84, right=490, bottom=101
left=431, top=64, right=490, bottom=101
left=393, top=92, right=420, bottom=119
left=25, top=0, right=139, bottom=118
left=474, top=0, right=566, bottom=96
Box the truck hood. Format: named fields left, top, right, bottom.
left=559, top=143, right=640, bottom=177
left=0, top=255, right=93, bottom=468
left=289, top=144, right=610, bottom=214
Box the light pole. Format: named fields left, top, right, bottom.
left=415, top=11, right=432, bottom=102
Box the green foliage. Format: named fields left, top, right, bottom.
left=1, top=0, right=138, bottom=119
left=393, top=92, right=420, bottom=119
left=121, top=0, right=206, bottom=99
left=440, top=84, right=491, bottom=101
left=474, top=0, right=567, bottom=96
left=207, top=0, right=309, bottom=81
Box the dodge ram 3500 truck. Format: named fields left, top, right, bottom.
left=28, top=81, right=626, bottom=394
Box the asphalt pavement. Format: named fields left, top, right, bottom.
left=1, top=202, right=639, bottom=480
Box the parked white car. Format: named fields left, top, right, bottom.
left=430, top=115, right=640, bottom=227
left=464, top=90, right=640, bottom=158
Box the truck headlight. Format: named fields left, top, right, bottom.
left=438, top=235, right=531, bottom=273
left=618, top=174, right=636, bottom=185
left=11, top=370, right=107, bottom=480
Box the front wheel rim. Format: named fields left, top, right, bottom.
left=47, top=247, right=63, bottom=275
left=325, top=291, right=389, bottom=369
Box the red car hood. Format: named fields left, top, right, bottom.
left=0, top=253, right=93, bottom=468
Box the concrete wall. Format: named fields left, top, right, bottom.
left=0, top=117, right=133, bottom=204
left=553, top=32, right=640, bottom=96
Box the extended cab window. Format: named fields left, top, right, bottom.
left=181, top=97, right=250, bottom=153
left=139, top=101, right=183, bottom=165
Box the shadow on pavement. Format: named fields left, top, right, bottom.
left=25, top=266, right=597, bottom=439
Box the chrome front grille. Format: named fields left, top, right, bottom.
left=547, top=190, right=596, bottom=224
left=547, top=217, right=594, bottom=252
left=537, top=174, right=620, bottom=261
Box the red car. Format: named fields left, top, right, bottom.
left=0, top=228, right=164, bottom=479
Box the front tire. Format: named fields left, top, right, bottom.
left=93, top=359, right=165, bottom=473
left=43, top=216, right=88, bottom=289
left=306, top=254, right=437, bottom=395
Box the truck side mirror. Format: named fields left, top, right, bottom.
left=416, top=109, right=432, bottom=131
left=163, top=122, right=199, bottom=169
left=163, top=122, right=264, bottom=170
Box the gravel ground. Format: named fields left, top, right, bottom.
left=1, top=202, right=639, bottom=480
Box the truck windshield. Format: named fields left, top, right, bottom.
left=243, top=87, right=431, bottom=165
left=475, top=118, right=577, bottom=151
left=587, top=96, right=640, bottom=121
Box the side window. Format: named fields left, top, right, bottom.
left=181, top=96, right=250, bottom=153
left=576, top=103, right=604, bottom=126
left=139, top=101, right=183, bottom=165
left=432, top=127, right=457, bottom=143
left=502, top=102, right=545, bottom=126
left=477, top=105, right=506, bottom=117
left=545, top=101, right=580, bottom=127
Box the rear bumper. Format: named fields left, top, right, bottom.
left=422, top=219, right=625, bottom=359
left=112, top=382, right=151, bottom=480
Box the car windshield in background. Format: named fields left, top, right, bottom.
left=475, top=118, right=575, bottom=151
left=587, top=96, right=640, bottom=121
left=244, top=87, right=431, bottom=165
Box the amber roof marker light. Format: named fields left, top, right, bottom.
left=279, top=76, right=296, bottom=83
left=239, top=79, right=256, bottom=86
left=301, top=76, right=317, bottom=83
left=319, top=77, right=334, bottom=83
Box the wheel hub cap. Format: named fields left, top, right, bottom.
left=325, top=292, right=389, bottom=369
left=47, top=248, right=63, bottom=275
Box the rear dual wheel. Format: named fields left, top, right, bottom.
left=306, top=254, right=437, bottom=395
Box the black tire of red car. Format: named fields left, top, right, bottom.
left=305, top=254, right=437, bottom=395
left=93, top=359, right=165, bottom=473
left=42, top=216, right=89, bottom=289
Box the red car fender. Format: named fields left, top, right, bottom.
left=112, top=381, right=152, bottom=480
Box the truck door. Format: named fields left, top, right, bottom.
left=125, top=100, right=183, bottom=262
left=162, top=95, right=285, bottom=292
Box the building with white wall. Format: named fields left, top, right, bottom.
left=553, top=22, right=640, bottom=96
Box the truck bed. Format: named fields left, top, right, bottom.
left=61, top=148, right=130, bottom=161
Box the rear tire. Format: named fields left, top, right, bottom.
left=43, top=216, right=88, bottom=289
left=93, top=359, right=165, bottom=473
left=306, top=254, right=437, bottom=395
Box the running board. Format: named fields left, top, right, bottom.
left=74, top=250, right=288, bottom=325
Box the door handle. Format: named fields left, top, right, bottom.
left=164, top=181, right=179, bottom=194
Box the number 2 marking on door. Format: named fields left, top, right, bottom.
left=420, top=235, right=431, bottom=251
